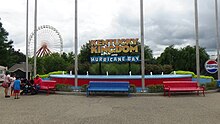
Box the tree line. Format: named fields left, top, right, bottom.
left=0, top=18, right=25, bottom=68
left=29, top=42, right=210, bottom=77
left=0, top=18, right=213, bottom=78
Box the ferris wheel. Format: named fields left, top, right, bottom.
left=28, top=25, right=63, bottom=57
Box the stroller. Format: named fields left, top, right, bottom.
left=20, top=79, right=38, bottom=95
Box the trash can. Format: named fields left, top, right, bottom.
left=217, top=80, right=220, bottom=88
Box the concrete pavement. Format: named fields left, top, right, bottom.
left=0, top=87, right=220, bottom=124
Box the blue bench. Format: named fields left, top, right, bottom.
left=86, top=81, right=130, bottom=96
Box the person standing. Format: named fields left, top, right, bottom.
left=10, top=74, right=16, bottom=96
left=13, top=77, right=21, bottom=99
left=3, top=72, right=11, bottom=98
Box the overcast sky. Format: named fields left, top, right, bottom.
left=0, top=0, right=219, bottom=58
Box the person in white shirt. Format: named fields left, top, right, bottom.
left=10, top=74, right=16, bottom=96
left=3, top=72, right=11, bottom=98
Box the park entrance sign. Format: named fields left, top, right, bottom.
left=205, top=60, right=218, bottom=74
left=90, top=38, right=140, bottom=63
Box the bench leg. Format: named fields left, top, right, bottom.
left=168, top=90, right=170, bottom=97
left=203, top=90, right=205, bottom=96
left=47, top=89, right=50, bottom=96
left=86, top=91, right=90, bottom=97
left=164, top=90, right=166, bottom=96
left=197, top=91, right=199, bottom=96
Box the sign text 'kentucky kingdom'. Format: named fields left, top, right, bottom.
left=90, top=38, right=140, bottom=63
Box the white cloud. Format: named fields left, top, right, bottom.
left=0, top=0, right=219, bottom=58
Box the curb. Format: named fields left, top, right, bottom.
left=55, top=91, right=164, bottom=96
left=55, top=91, right=86, bottom=96
left=55, top=89, right=220, bottom=96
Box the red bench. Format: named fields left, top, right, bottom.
left=40, top=80, right=56, bottom=95
left=163, top=81, right=205, bottom=97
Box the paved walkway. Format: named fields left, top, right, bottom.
left=0, top=88, right=220, bottom=124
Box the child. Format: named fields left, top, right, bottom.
left=13, top=77, right=21, bottom=99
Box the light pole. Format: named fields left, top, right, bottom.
left=74, top=0, right=78, bottom=89
left=215, top=0, right=220, bottom=80
left=34, top=0, right=37, bottom=77
left=26, top=0, right=29, bottom=79
left=194, top=0, right=200, bottom=83
left=140, top=0, right=145, bottom=91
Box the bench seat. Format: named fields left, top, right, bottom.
left=88, top=88, right=129, bottom=92
left=40, top=80, right=56, bottom=95
left=163, top=81, right=205, bottom=97
left=169, top=87, right=204, bottom=91
left=87, top=81, right=130, bottom=96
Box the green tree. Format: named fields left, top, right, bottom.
left=78, top=43, right=91, bottom=63
left=61, top=52, right=68, bottom=62
left=0, top=19, right=12, bottom=67
left=177, top=46, right=195, bottom=71
left=0, top=18, right=25, bottom=67
left=157, top=45, right=179, bottom=69
left=157, top=45, right=209, bottom=74
left=61, top=52, right=75, bottom=72
left=36, top=57, right=45, bottom=74
left=29, top=53, right=70, bottom=74
left=178, top=46, right=209, bottom=73
left=144, top=45, right=153, bottom=61
left=43, top=53, right=69, bottom=74
left=7, top=48, right=26, bottom=67
left=61, top=52, right=75, bottom=64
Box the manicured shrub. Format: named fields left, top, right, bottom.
left=162, top=65, right=173, bottom=74
left=195, top=75, right=214, bottom=81
left=147, top=85, right=164, bottom=93
left=89, top=63, right=100, bottom=75
left=80, top=84, right=88, bottom=92
left=202, top=81, right=217, bottom=90
left=129, top=84, right=137, bottom=93
left=55, top=84, right=72, bottom=92
left=130, top=64, right=141, bottom=75
left=145, top=64, right=172, bottom=75
left=78, top=62, right=90, bottom=75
